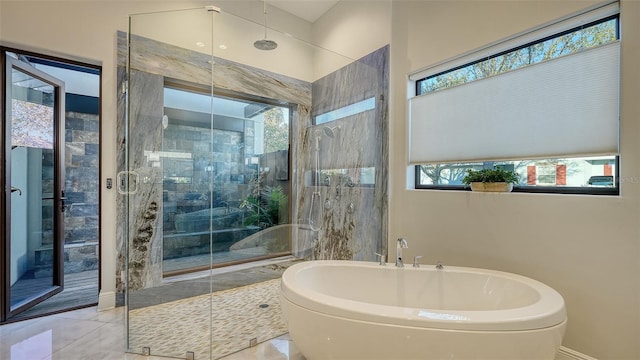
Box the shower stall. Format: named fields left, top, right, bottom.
left=118, top=4, right=388, bottom=359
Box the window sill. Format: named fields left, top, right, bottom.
left=414, top=185, right=619, bottom=196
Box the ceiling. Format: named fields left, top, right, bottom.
left=269, top=0, right=339, bottom=23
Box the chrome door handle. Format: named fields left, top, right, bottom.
left=11, top=186, right=22, bottom=195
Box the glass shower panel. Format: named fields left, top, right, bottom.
left=123, top=3, right=387, bottom=360
left=206, top=9, right=384, bottom=359
left=125, top=8, right=214, bottom=359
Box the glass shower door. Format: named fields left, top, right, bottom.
left=122, top=3, right=386, bottom=359
left=124, top=7, right=215, bottom=359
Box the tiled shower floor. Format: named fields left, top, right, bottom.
left=128, top=278, right=288, bottom=359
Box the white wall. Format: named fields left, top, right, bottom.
left=390, top=1, right=640, bottom=359
left=9, top=147, right=28, bottom=285
left=312, top=0, right=391, bottom=76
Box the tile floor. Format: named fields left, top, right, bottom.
left=0, top=306, right=305, bottom=360
left=128, top=279, right=287, bottom=358
left=0, top=301, right=573, bottom=360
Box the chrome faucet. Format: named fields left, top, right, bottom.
left=396, top=238, right=408, bottom=267
left=413, top=255, right=423, bottom=268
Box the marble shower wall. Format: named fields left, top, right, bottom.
left=296, top=46, right=389, bottom=261
left=116, top=31, right=311, bottom=294
left=116, top=30, right=389, bottom=293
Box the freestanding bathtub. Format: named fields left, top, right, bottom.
left=280, top=260, right=566, bottom=360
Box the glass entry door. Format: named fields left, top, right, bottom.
left=2, top=55, right=66, bottom=321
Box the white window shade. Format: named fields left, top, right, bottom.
left=408, top=41, right=620, bottom=165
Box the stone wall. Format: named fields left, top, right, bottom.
left=38, top=106, right=100, bottom=274
left=116, top=32, right=389, bottom=294
left=116, top=31, right=311, bottom=294
left=296, top=46, right=389, bottom=261
left=64, top=110, right=100, bottom=245
left=161, top=124, right=248, bottom=234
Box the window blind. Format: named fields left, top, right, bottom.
left=408, top=41, right=620, bottom=164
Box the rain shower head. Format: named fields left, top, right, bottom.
left=254, top=0, right=278, bottom=51
left=254, top=39, right=278, bottom=51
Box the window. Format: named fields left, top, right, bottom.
left=314, top=97, right=375, bottom=125
left=536, top=164, right=557, bottom=186
left=161, top=85, right=292, bottom=273
left=411, top=7, right=620, bottom=195
left=416, top=156, right=618, bottom=194
left=417, top=18, right=618, bottom=96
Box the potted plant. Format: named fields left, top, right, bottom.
left=462, top=168, right=519, bottom=192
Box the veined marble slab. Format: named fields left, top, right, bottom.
left=295, top=46, right=390, bottom=262
left=117, top=31, right=311, bottom=107
left=115, top=30, right=389, bottom=291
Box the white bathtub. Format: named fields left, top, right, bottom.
left=280, top=260, right=566, bottom=360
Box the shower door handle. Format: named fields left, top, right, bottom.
left=116, top=170, right=139, bottom=195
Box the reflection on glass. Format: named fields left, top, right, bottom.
left=9, top=67, right=56, bottom=309
left=10, top=329, right=53, bottom=360
left=317, top=167, right=376, bottom=186
left=162, top=86, right=291, bottom=274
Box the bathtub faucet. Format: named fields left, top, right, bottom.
left=396, top=238, right=408, bottom=267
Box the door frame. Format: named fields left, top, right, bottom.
left=1, top=53, right=67, bottom=320
left=0, top=46, right=103, bottom=323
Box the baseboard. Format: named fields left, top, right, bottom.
left=557, top=346, right=598, bottom=360
left=97, top=290, right=116, bottom=311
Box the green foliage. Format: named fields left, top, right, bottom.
left=420, top=19, right=618, bottom=94
left=462, top=168, right=519, bottom=185
left=263, top=107, right=289, bottom=153
left=240, top=185, right=288, bottom=228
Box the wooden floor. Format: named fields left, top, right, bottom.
left=7, top=269, right=99, bottom=322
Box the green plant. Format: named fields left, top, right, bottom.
left=240, top=185, right=287, bottom=228
left=462, top=168, right=519, bottom=185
